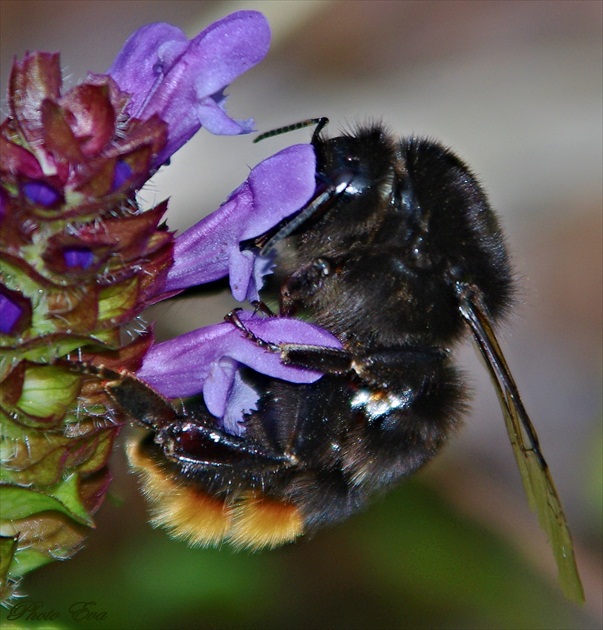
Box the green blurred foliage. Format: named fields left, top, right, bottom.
left=1, top=471, right=596, bottom=630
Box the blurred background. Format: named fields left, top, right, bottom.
left=1, top=1, right=601, bottom=628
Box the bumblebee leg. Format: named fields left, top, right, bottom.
left=279, top=343, right=355, bottom=374
left=280, top=257, right=333, bottom=315
left=280, top=343, right=449, bottom=387
left=224, top=309, right=280, bottom=351
left=153, top=416, right=297, bottom=472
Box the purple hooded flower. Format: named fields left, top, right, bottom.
left=108, top=11, right=270, bottom=166
left=0, top=292, right=23, bottom=334
left=137, top=310, right=342, bottom=432
left=163, top=143, right=316, bottom=302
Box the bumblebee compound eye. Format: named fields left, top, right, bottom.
left=317, top=127, right=395, bottom=197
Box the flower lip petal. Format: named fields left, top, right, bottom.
left=203, top=358, right=238, bottom=419
left=238, top=312, right=342, bottom=351
left=185, top=11, right=271, bottom=99
left=220, top=368, right=258, bottom=436
left=241, top=143, right=318, bottom=240
left=137, top=311, right=342, bottom=412
left=195, top=98, right=254, bottom=135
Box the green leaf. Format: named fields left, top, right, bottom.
left=16, top=365, right=81, bottom=420
left=10, top=546, right=55, bottom=576
left=0, top=536, right=18, bottom=585
left=98, top=277, right=138, bottom=322
left=0, top=474, right=93, bottom=526
left=48, top=473, right=94, bottom=525
left=0, top=486, right=67, bottom=520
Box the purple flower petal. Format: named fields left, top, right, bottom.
left=137, top=310, right=342, bottom=424
left=228, top=248, right=256, bottom=302
left=203, top=357, right=239, bottom=418
left=0, top=188, right=7, bottom=222
left=0, top=286, right=32, bottom=335
left=163, top=144, right=316, bottom=300
left=63, top=247, right=94, bottom=270
left=108, top=23, right=187, bottom=116
left=0, top=293, right=23, bottom=334
left=108, top=11, right=270, bottom=166
left=220, top=368, right=259, bottom=435
left=112, top=160, right=133, bottom=190
left=203, top=357, right=259, bottom=434
left=23, top=181, right=61, bottom=207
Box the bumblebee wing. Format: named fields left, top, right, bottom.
left=458, top=292, right=585, bottom=604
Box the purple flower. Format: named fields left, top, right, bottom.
left=111, top=160, right=133, bottom=190
left=137, top=310, right=342, bottom=432
left=163, top=143, right=316, bottom=302
left=23, top=181, right=62, bottom=207
left=0, top=286, right=31, bottom=335
left=0, top=293, right=23, bottom=334
left=108, top=11, right=270, bottom=166
left=106, top=12, right=334, bottom=433
left=63, top=247, right=94, bottom=270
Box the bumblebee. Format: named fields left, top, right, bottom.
left=126, top=119, right=512, bottom=543
left=98, top=120, right=582, bottom=601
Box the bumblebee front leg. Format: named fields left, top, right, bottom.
left=280, top=343, right=450, bottom=389
left=280, top=257, right=333, bottom=315
left=224, top=306, right=355, bottom=374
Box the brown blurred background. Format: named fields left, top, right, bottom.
left=1, top=1, right=601, bottom=628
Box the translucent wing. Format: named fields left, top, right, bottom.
left=457, top=286, right=585, bottom=604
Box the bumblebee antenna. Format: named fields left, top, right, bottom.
left=254, top=116, right=337, bottom=254
left=254, top=117, right=329, bottom=144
